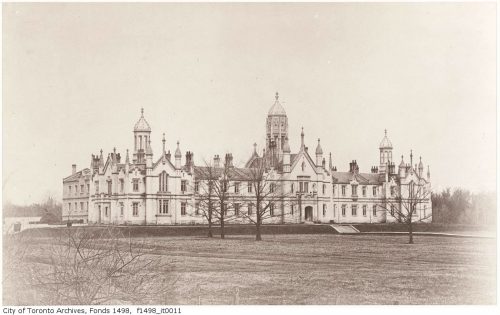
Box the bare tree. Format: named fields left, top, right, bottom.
left=242, top=158, right=291, bottom=241
left=26, top=227, right=176, bottom=304
left=192, top=160, right=218, bottom=238
left=379, top=179, right=432, bottom=244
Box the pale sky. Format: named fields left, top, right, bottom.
left=2, top=2, right=496, bottom=205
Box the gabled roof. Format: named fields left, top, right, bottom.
left=63, top=168, right=91, bottom=182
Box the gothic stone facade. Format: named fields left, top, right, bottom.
left=62, top=94, right=432, bottom=225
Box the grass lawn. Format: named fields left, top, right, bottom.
left=4, top=233, right=496, bottom=305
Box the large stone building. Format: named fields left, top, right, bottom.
left=62, top=93, right=432, bottom=225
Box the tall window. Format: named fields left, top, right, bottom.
left=373, top=205, right=377, bottom=216
left=351, top=185, right=358, bottom=197
left=362, top=205, right=367, bottom=216
left=133, top=179, right=139, bottom=192
left=234, top=203, right=240, bottom=215
left=222, top=181, right=228, bottom=192
left=322, top=184, right=326, bottom=195
left=270, top=183, right=275, bottom=193
left=341, top=185, right=346, bottom=196
left=390, top=205, right=395, bottom=216
left=333, top=204, right=336, bottom=217
left=373, top=186, right=377, bottom=196
left=80, top=202, right=84, bottom=212
left=69, top=186, right=72, bottom=195
left=181, top=180, right=187, bottom=193
left=291, top=204, right=294, bottom=215
left=87, top=184, right=90, bottom=194
left=323, top=204, right=326, bottom=216
left=120, top=202, right=124, bottom=216
left=291, top=183, right=294, bottom=193
left=120, top=179, right=124, bottom=193
left=80, top=185, right=84, bottom=194
left=159, top=200, right=168, bottom=214
left=181, top=202, right=187, bottom=216
left=299, top=182, right=303, bottom=193
left=362, top=186, right=366, bottom=197
left=304, top=182, right=309, bottom=193
left=107, top=180, right=112, bottom=195
left=75, top=185, right=78, bottom=195
left=390, top=186, right=396, bottom=197
left=95, top=181, right=99, bottom=194
left=105, top=206, right=109, bottom=217
left=68, top=203, right=71, bottom=213
left=195, top=202, right=200, bottom=215
left=159, top=172, right=168, bottom=192
left=269, top=203, right=274, bottom=216
left=248, top=203, right=253, bottom=216
left=86, top=202, right=88, bottom=212
left=132, top=203, right=139, bottom=216
left=333, top=185, right=336, bottom=195
left=351, top=205, right=357, bottom=216
left=341, top=205, right=346, bottom=216
left=235, top=182, right=240, bottom=194
left=195, top=181, right=200, bottom=193
left=247, top=182, right=253, bottom=193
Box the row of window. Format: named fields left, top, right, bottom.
left=335, top=185, right=382, bottom=198
left=67, top=201, right=88, bottom=213
left=67, top=183, right=90, bottom=196
left=335, top=204, right=379, bottom=217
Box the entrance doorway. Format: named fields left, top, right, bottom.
left=305, top=206, right=313, bottom=221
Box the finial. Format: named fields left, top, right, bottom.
left=384, top=129, right=387, bottom=136
left=141, top=108, right=144, bottom=117
left=420, top=156, right=422, bottom=162
left=177, top=141, right=179, bottom=147
left=253, top=142, right=257, bottom=153
left=113, top=147, right=116, bottom=153
left=318, top=138, right=320, bottom=144
left=275, top=92, right=279, bottom=100
left=100, top=149, right=103, bottom=155
left=301, top=126, right=304, bottom=134
left=162, top=133, right=165, bottom=141
left=401, top=155, right=403, bottom=160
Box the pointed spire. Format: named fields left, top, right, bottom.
left=301, top=127, right=305, bottom=149
left=125, top=149, right=130, bottom=164
left=141, top=107, right=144, bottom=117
left=399, top=155, right=405, bottom=167
left=419, top=156, right=424, bottom=169
left=146, top=138, right=153, bottom=155
left=283, top=136, right=291, bottom=153
left=410, top=150, right=413, bottom=168
left=253, top=142, right=257, bottom=154
left=427, top=165, right=431, bottom=179
left=329, top=152, right=333, bottom=170
left=162, top=133, right=166, bottom=154
left=98, top=149, right=104, bottom=167
left=315, top=138, right=323, bottom=155
left=275, top=91, right=279, bottom=100
left=175, top=141, right=181, bottom=157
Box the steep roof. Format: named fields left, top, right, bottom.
left=134, top=108, right=151, bottom=132
left=268, top=92, right=286, bottom=116
left=332, top=171, right=384, bottom=184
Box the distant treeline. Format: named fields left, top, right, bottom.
left=432, top=188, right=496, bottom=225
left=3, top=196, right=62, bottom=221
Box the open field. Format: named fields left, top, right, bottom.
left=3, top=233, right=496, bottom=305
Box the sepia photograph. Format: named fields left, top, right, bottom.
left=2, top=1, right=497, bottom=308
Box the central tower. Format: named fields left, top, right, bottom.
left=266, top=92, right=288, bottom=164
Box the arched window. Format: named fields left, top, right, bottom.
left=159, top=171, right=168, bottom=192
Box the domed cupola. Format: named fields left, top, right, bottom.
left=133, top=108, right=152, bottom=163
left=378, top=129, right=393, bottom=173
left=268, top=92, right=287, bottom=116
left=266, top=92, right=288, bottom=161
left=134, top=108, right=151, bottom=132
left=379, top=129, right=393, bottom=149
